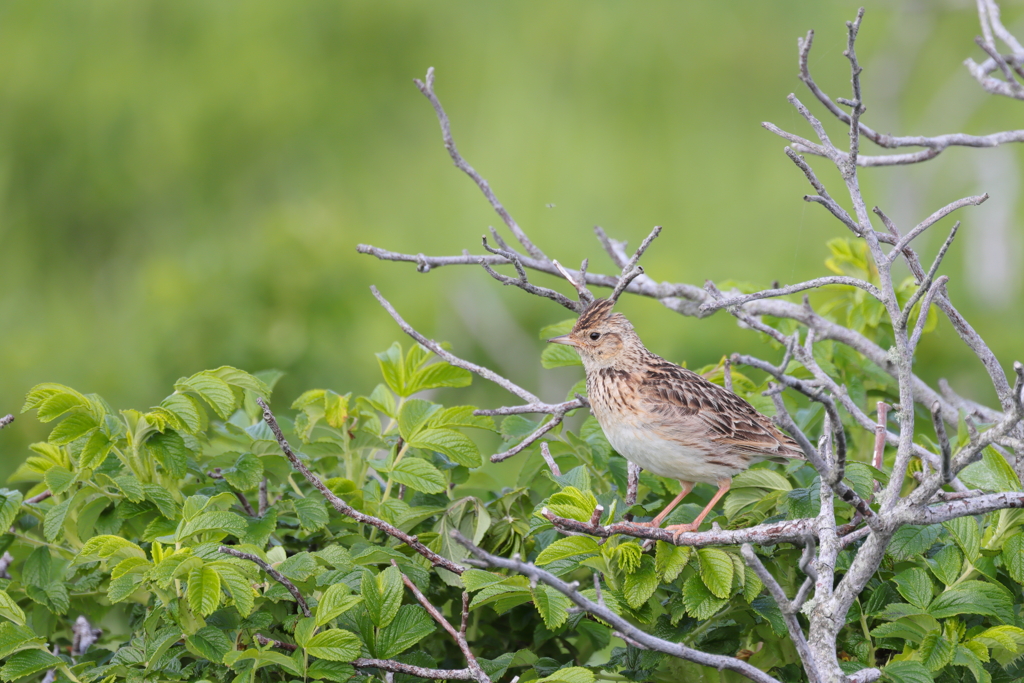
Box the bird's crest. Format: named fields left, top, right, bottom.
left=572, top=298, right=624, bottom=334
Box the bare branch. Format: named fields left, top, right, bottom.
left=699, top=276, right=883, bottom=314
left=552, top=260, right=595, bottom=305
left=256, top=397, right=465, bottom=575
left=0, top=415, right=12, bottom=430
left=219, top=546, right=311, bottom=618
left=490, top=412, right=566, bottom=463
left=609, top=226, right=662, bottom=303
left=887, top=195, right=988, bottom=262
left=909, top=276, right=948, bottom=351
left=24, top=490, right=53, bottom=505
left=453, top=531, right=783, bottom=683
left=353, top=659, right=477, bottom=681
left=474, top=398, right=585, bottom=417
left=481, top=237, right=581, bottom=312
left=540, top=442, right=561, bottom=477
left=255, top=634, right=297, bottom=651
left=259, top=478, right=269, bottom=517
left=414, top=68, right=544, bottom=260
left=371, top=285, right=541, bottom=405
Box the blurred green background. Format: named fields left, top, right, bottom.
left=2, top=1, right=1023, bottom=479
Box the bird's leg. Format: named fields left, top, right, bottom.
left=629, top=481, right=694, bottom=529
left=665, top=477, right=731, bottom=539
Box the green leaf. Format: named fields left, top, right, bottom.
left=175, top=372, right=235, bottom=419
left=683, top=574, right=728, bottom=620
left=25, top=384, right=91, bottom=422
left=48, top=413, right=98, bottom=445
left=294, top=617, right=317, bottom=648
left=461, top=569, right=508, bottom=592
left=76, top=535, right=146, bottom=564
left=144, top=484, right=182, bottom=520
left=0, top=490, right=23, bottom=535
left=0, top=648, right=63, bottom=682
left=541, top=344, right=582, bottom=368
left=1002, top=533, right=1024, bottom=585
left=177, top=511, right=248, bottom=541
left=893, top=567, right=934, bottom=610
left=536, top=667, right=596, bottom=683
left=0, top=590, right=26, bottom=626
left=533, top=585, right=571, bottom=629
left=278, top=552, right=319, bottom=581
left=316, top=585, right=363, bottom=626
left=294, top=496, right=329, bottom=532
left=222, top=452, right=263, bottom=491
left=361, top=565, right=403, bottom=629
left=397, top=399, right=441, bottom=440
left=216, top=564, right=255, bottom=617
left=655, top=542, right=690, bottom=583
left=113, top=474, right=145, bottom=502
left=43, top=497, right=72, bottom=542
left=79, top=429, right=113, bottom=470
left=928, top=580, right=1015, bottom=623
left=886, top=524, right=942, bottom=561
left=544, top=486, right=598, bottom=523
left=306, top=629, right=361, bottom=662
left=751, top=595, right=786, bottom=636
left=407, top=362, right=472, bottom=394
left=615, top=543, right=642, bottom=575
left=972, top=625, right=1024, bottom=653
left=919, top=629, right=955, bottom=671
left=43, top=467, right=74, bottom=496
left=697, top=548, right=734, bottom=599
left=375, top=604, right=435, bottom=659
left=623, top=555, right=658, bottom=609
left=155, top=393, right=203, bottom=433
left=881, top=660, right=933, bottom=683
left=0, top=623, right=43, bottom=659
left=959, top=447, right=1022, bottom=493
left=731, top=469, right=792, bottom=491
left=944, top=516, right=981, bottom=562
left=186, top=626, right=234, bottom=663
left=147, top=430, right=190, bottom=479
left=429, top=406, right=495, bottom=431
left=535, top=536, right=600, bottom=565
left=388, top=457, right=446, bottom=494
left=188, top=565, right=221, bottom=617
left=928, top=544, right=963, bottom=587
left=870, top=618, right=930, bottom=644
left=307, top=660, right=356, bottom=682
left=408, top=428, right=482, bottom=467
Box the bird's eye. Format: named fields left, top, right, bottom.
left=590, top=332, right=601, bottom=340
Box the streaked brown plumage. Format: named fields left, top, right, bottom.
left=549, top=299, right=803, bottom=537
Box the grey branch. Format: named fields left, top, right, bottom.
left=539, top=442, right=561, bottom=476
left=255, top=397, right=466, bottom=575
left=354, top=659, right=477, bottom=681
left=0, top=415, right=12, bottom=430
left=218, top=546, right=312, bottom=618
left=452, top=530, right=783, bottom=683
left=414, top=67, right=545, bottom=260
left=700, top=277, right=883, bottom=314
left=887, top=195, right=988, bottom=262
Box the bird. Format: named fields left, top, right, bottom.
left=548, top=298, right=804, bottom=538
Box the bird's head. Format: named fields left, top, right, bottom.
left=547, top=299, right=639, bottom=369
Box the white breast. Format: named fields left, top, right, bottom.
left=600, top=416, right=739, bottom=484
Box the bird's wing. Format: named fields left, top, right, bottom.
left=638, top=360, right=804, bottom=461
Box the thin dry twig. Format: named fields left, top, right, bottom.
left=218, top=546, right=311, bottom=618
left=540, top=442, right=561, bottom=477
left=256, top=397, right=466, bottom=575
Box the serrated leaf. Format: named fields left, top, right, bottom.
left=43, top=497, right=72, bottom=542
left=461, top=569, right=508, bottom=592
left=731, top=469, right=792, bottom=490
left=362, top=565, right=403, bottom=629
left=870, top=618, right=930, bottom=644
left=623, top=556, right=658, bottom=609
left=216, top=565, right=255, bottom=617
left=79, top=429, right=113, bottom=470
left=186, top=626, right=233, bottom=663
left=316, top=585, right=363, bottom=626
left=375, top=604, right=435, bottom=659
left=928, top=580, right=1014, bottom=623
left=751, top=595, right=787, bottom=636
left=536, top=536, right=600, bottom=565
left=308, top=660, right=356, bottom=682
left=655, top=542, right=690, bottom=583
left=541, top=344, right=582, bottom=369
left=533, top=585, right=571, bottom=629
left=886, top=524, right=942, bottom=561
left=306, top=629, right=361, bottom=662
left=0, top=590, right=26, bottom=626
left=188, top=565, right=221, bottom=617
left=944, top=516, right=981, bottom=562
left=697, top=548, right=734, bottom=599
left=919, top=629, right=955, bottom=671
left=928, top=543, right=963, bottom=587
left=48, top=413, right=98, bottom=445
left=175, top=372, right=235, bottom=419
left=408, top=428, right=481, bottom=467
left=1003, top=534, right=1024, bottom=585
left=147, top=430, right=189, bottom=479
left=881, top=660, right=933, bottom=683
left=0, top=623, right=43, bottom=659
left=177, top=511, right=247, bottom=541
left=156, top=393, right=203, bottom=433
left=893, top=567, right=934, bottom=610
left=972, top=625, right=1024, bottom=653
left=0, top=648, right=63, bottom=681
left=397, top=399, right=441, bottom=441
left=143, top=484, right=181, bottom=520
left=294, top=496, right=329, bottom=532
left=222, top=452, right=263, bottom=491
left=389, top=457, right=446, bottom=494
left=683, top=574, right=728, bottom=620
left=959, top=447, right=1022, bottom=493
left=545, top=486, right=598, bottom=523
left=429, top=406, right=495, bottom=431
left=536, top=667, right=595, bottom=683
left=30, top=385, right=90, bottom=422
left=0, top=490, right=23, bottom=535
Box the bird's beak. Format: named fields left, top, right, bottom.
left=547, top=334, right=578, bottom=347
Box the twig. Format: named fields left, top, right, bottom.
left=256, top=398, right=466, bottom=575
left=0, top=415, right=13, bottom=430
left=491, top=413, right=566, bottom=463
left=219, top=546, right=311, bottom=618
left=540, top=442, right=561, bottom=477
left=609, top=226, right=662, bottom=303
left=699, top=276, right=883, bottom=314
left=353, top=659, right=477, bottom=681
left=552, top=260, right=595, bottom=305
left=887, top=195, right=988, bottom=262
left=255, top=634, right=297, bottom=651
left=259, top=478, right=269, bottom=517
left=25, top=490, right=53, bottom=505
left=909, top=276, right=948, bottom=350
left=453, top=531, right=783, bottom=683
left=481, top=237, right=581, bottom=312
left=414, top=67, right=545, bottom=261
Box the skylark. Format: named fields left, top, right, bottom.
left=549, top=298, right=803, bottom=537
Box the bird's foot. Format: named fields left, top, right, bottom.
left=665, top=522, right=700, bottom=543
